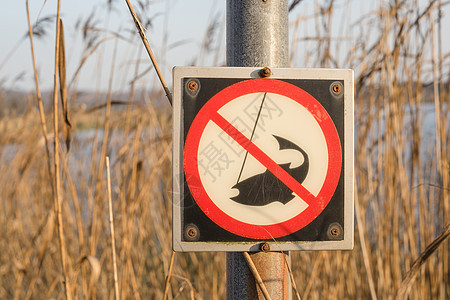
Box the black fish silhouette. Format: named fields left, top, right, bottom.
left=230, top=135, right=309, bottom=206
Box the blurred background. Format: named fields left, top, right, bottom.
left=0, top=0, right=448, bottom=299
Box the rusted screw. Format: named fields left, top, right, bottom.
left=332, top=83, right=341, bottom=94
left=260, top=242, right=270, bottom=252
left=187, top=227, right=197, bottom=238
left=259, top=67, right=271, bottom=78
left=330, top=225, right=341, bottom=237
left=188, top=81, right=198, bottom=91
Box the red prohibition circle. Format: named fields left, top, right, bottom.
left=184, top=78, right=342, bottom=239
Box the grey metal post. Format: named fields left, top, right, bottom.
left=226, top=1, right=291, bottom=299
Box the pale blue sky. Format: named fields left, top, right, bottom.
left=1, top=0, right=226, bottom=91
left=1, top=0, right=448, bottom=92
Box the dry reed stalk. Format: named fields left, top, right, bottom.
left=163, top=251, right=175, bottom=300
left=124, top=0, right=172, bottom=105
left=213, top=16, right=225, bottom=66
left=75, top=256, right=101, bottom=288
left=411, top=10, right=428, bottom=298
left=197, top=3, right=221, bottom=66
left=395, top=224, right=450, bottom=300
left=58, top=19, right=71, bottom=151
left=126, top=258, right=142, bottom=300
left=283, top=255, right=301, bottom=300
left=118, top=118, right=142, bottom=299
left=242, top=252, right=272, bottom=300
left=301, top=253, right=322, bottom=299
left=106, top=157, right=120, bottom=300
left=90, top=37, right=118, bottom=264
left=24, top=211, right=55, bottom=300
left=82, top=13, right=113, bottom=263
left=377, top=7, right=399, bottom=296
left=160, top=0, right=171, bottom=70
left=24, top=2, right=56, bottom=297
left=25, top=0, right=53, bottom=187
left=355, top=191, right=378, bottom=300
left=68, top=36, right=115, bottom=91
left=123, top=46, right=142, bottom=137
left=87, top=126, right=100, bottom=257
left=0, top=38, right=25, bottom=72
left=51, top=0, right=72, bottom=297
left=170, top=274, right=195, bottom=300
left=431, top=8, right=449, bottom=298
left=290, top=13, right=301, bottom=67
left=117, top=100, right=170, bottom=298
left=58, top=151, right=89, bottom=297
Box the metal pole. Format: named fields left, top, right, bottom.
left=226, top=1, right=290, bottom=299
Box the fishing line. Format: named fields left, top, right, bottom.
left=236, top=92, right=267, bottom=184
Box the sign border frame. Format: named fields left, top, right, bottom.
left=173, top=67, right=354, bottom=252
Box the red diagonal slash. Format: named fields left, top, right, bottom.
left=211, top=111, right=316, bottom=206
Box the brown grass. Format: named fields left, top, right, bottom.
left=0, top=0, right=448, bottom=299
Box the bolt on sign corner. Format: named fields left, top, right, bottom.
left=172, top=67, right=354, bottom=252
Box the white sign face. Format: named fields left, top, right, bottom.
left=173, top=67, right=354, bottom=252
left=199, top=92, right=326, bottom=226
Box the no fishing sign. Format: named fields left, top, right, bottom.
left=172, top=67, right=354, bottom=252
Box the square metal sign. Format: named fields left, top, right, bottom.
left=172, top=67, right=354, bottom=252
